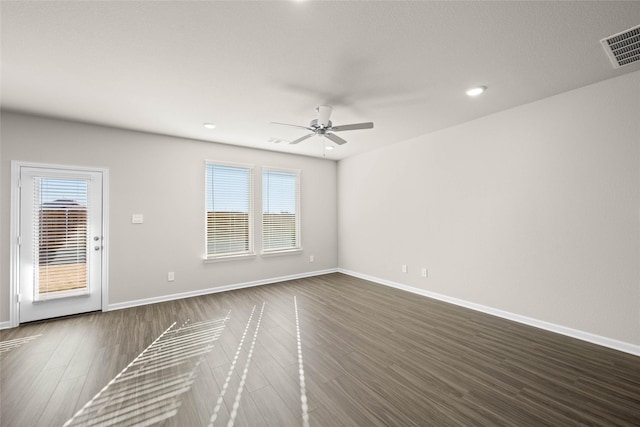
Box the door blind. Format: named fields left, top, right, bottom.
left=33, top=178, right=89, bottom=299
left=262, top=168, right=300, bottom=252
left=206, top=163, right=253, bottom=257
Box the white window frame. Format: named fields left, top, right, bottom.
left=261, top=167, right=302, bottom=256
left=204, top=160, right=255, bottom=262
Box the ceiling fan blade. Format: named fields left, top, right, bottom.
left=271, top=122, right=313, bottom=131
left=325, top=133, right=347, bottom=145
left=289, top=133, right=314, bottom=145
left=331, top=122, right=374, bottom=132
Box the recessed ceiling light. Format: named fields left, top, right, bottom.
left=325, top=146, right=334, bottom=150
left=465, top=86, right=487, bottom=97
left=203, top=123, right=216, bottom=129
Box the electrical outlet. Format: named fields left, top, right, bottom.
left=310, top=255, right=314, bottom=263
left=168, top=272, right=175, bottom=282
left=132, top=214, right=144, bottom=224
left=402, top=264, right=407, bottom=273
left=421, top=268, right=428, bottom=278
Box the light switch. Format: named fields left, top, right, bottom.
left=132, top=214, right=144, bottom=224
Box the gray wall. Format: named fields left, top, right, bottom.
left=1, top=113, right=338, bottom=321
left=338, top=71, right=640, bottom=346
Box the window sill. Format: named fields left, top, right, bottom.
left=261, top=248, right=303, bottom=258
left=204, top=253, right=256, bottom=264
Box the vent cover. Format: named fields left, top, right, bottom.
left=600, top=24, right=640, bottom=69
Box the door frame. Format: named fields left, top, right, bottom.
left=9, top=161, right=110, bottom=327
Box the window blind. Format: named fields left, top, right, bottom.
left=262, top=169, right=300, bottom=252
left=206, top=163, right=253, bottom=257
left=33, top=178, right=89, bottom=299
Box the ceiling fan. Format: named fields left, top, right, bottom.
left=271, top=106, right=374, bottom=145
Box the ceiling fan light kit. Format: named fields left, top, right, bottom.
left=271, top=105, right=374, bottom=146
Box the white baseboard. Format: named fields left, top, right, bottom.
left=108, top=268, right=339, bottom=312
left=338, top=269, right=640, bottom=357
left=0, top=321, right=12, bottom=330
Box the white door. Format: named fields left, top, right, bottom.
left=18, top=166, right=104, bottom=323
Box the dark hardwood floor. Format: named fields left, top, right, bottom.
left=1, top=273, right=639, bottom=426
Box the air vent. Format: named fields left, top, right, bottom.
left=600, top=24, right=640, bottom=69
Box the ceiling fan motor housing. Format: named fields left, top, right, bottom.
left=310, top=119, right=332, bottom=133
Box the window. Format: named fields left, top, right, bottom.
left=34, top=178, right=89, bottom=299
left=205, top=162, right=253, bottom=258
left=262, top=168, right=300, bottom=253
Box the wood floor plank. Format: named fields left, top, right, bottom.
left=250, top=384, right=299, bottom=427
left=226, top=384, right=265, bottom=427
left=36, top=375, right=86, bottom=427
left=254, top=356, right=317, bottom=416
left=5, top=365, right=66, bottom=426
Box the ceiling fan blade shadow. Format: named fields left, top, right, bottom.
left=271, top=122, right=313, bottom=131
left=331, top=122, right=374, bottom=132
left=276, top=83, right=355, bottom=111
left=325, top=133, right=347, bottom=145
left=290, top=134, right=314, bottom=145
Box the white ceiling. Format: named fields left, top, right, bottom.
left=2, top=1, right=639, bottom=160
